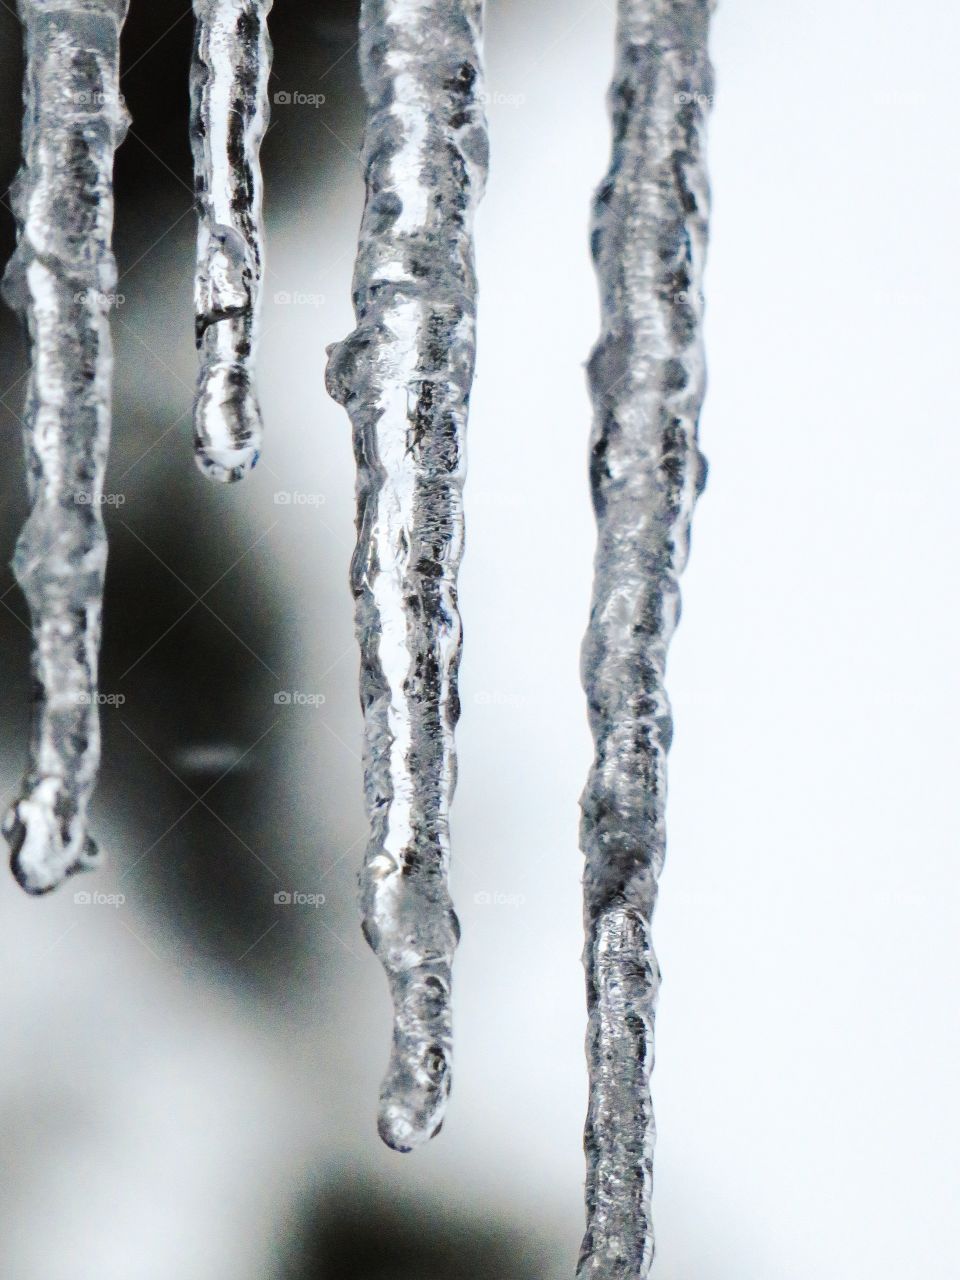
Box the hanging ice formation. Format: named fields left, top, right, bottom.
left=1, top=0, right=130, bottom=895
left=325, top=0, right=488, bottom=1151
left=578, top=1, right=713, bottom=1274
left=0, top=8, right=717, bottom=1268
left=190, top=0, right=273, bottom=482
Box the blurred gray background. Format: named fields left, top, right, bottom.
left=0, top=1, right=957, bottom=1276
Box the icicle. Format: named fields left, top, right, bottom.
left=578, top=1, right=713, bottom=1274
left=325, top=0, right=488, bottom=1152
left=1, top=0, right=130, bottom=895
left=190, top=0, right=273, bottom=482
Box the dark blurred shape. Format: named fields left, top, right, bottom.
left=282, top=1181, right=549, bottom=1280
left=98, top=498, right=292, bottom=988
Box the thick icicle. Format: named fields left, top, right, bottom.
left=1, top=0, right=129, bottom=895
left=325, top=0, right=488, bottom=1152
left=578, top=1, right=713, bottom=1273
left=190, top=0, right=273, bottom=482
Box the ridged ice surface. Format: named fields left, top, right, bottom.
left=1, top=0, right=129, bottom=895
left=190, top=0, right=272, bottom=482
left=578, top=1, right=713, bottom=1274
left=326, top=0, right=488, bottom=1152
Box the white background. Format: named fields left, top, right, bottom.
left=0, top=1, right=957, bottom=1276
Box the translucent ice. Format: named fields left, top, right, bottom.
left=326, top=0, right=488, bottom=1152
left=190, top=0, right=273, bottom=482
left=578, top=1, right=713, bottom=1273
left=1, top=0, right=130, bottom=895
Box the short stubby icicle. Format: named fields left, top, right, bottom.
left=190, top=0, right=273, bottom=481
left=326, top=0, right=488, bottom=1152
left=578, top=1, right=714, bottom=1275
left=1, top=0, right=130, bottom=894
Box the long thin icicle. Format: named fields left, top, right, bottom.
left=325, top=0, right=488, bottom=1152
left=190, top=0, right=272, bottom=482
left=2, top=0, right=130, bottom=895
left=578, top=1, right=713, bottom=1273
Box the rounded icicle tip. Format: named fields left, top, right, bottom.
left=377, top=1047, right=451, bottom=1153
left=374, top=956, right=455, bottom=1152
left=194, top=442, right=260, bottom=484
left=377, top=1102, right=445, bottom=1154
left=4, top=788, right=102, bottom=897
left=193, top=363, right=262, bottom=483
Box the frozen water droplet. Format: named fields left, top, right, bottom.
left=193, top=362, right=262, bottom=482
left=190, top=0, right=273, bottom=479
left=6, top=784, right=103, bottom=896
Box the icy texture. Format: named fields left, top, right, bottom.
left=578, top=1, right=713, bottom=1274
left=326, top=0, right=488, bottom=1152
left=1, top=0, right=129, bottom=895
left=190, top=0, right=272, bottom=482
